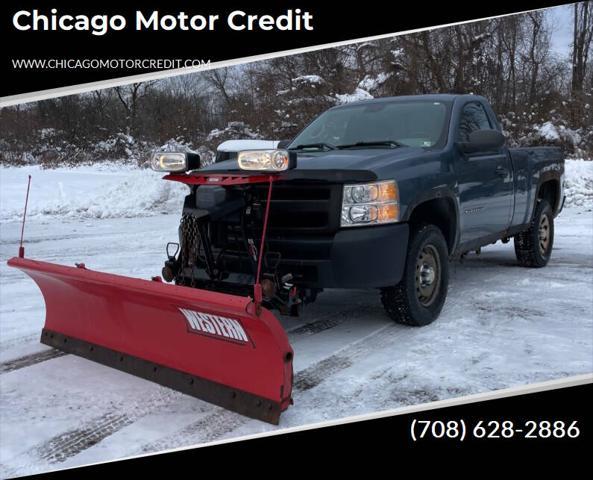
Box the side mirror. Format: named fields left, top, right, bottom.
left=458, top=130, right=505, bottom=154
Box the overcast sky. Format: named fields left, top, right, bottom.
left=547, top=4, right=574, bottom=59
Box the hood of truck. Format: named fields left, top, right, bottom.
left=200, top=146, right=429, bottom=175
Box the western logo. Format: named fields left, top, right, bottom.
left=179, top=308, right=249, bottom=343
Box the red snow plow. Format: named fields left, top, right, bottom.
left=7, top=257, right=293, bottom=424
left=7, top=150, right=301, bottom=424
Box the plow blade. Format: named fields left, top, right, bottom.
left=7, top=257, right=293, bottom=424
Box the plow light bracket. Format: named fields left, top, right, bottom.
left=151, top=151, right=201, bottom=172
left=238, top=149, right=296, bottom=172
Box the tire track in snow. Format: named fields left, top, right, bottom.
left=0, top=463, right=21, bottom=479
left=141, top=359, right=355, bottom=454
left=293, top=354, right=354, bottom=391
left=1, top=413, right=137, bottom=476
left=8, top=387, right=187, bottom=470
left=138, top=354, right=357, bottom=455
left=41, top=303, right=374, bottom=459
left=0, top=333, right=40, bottom=351
left=9, top=302, right=384, bottom=466
left=138, top=409, right=249, bottom=454
left=286, top=304, right=370, bottom=337
left=0, top=349, right=67, bottom=374
left=138, top=322, right=405, bottom=455
left=0, top=233, right=84, bottom=246
left=35, top=413, right=135, bottom=464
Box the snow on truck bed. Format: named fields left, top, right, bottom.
left=0, top=159, right=592, bottom=476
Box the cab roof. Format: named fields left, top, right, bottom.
left=332, top=93, right=486, bottom=109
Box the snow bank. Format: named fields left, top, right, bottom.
left=564, top=159, right=593, bottom=207
left=0, top=163, right=189, bottom=223
left=1, top=159, right=591, bottom=223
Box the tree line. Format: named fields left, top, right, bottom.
left=1, top=3, right=592, bottom=166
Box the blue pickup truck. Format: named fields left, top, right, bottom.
left=157, top=94, right=565, bottom=326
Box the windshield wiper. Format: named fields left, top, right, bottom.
left=289, top=142, right=336, bottom=151
left=336, top=140, right=405, bottom=149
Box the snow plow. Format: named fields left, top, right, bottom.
left=7, top=149, right=300, bottom=424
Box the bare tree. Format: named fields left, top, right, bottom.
left=2, top=7, right=592, bottom=164
left=114, top=81, right=158, bottom=134
left=571, top=1, right=593, bottom=95
left=204, top=68, right=233, bottom=105
left=498, top=16, right=522, bottom=110
left=523, top=12, right=550, bottom=105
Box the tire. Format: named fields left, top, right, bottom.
left=381, top=224, right=449, bottom=326
left=514, top=200, right=554, bottom=268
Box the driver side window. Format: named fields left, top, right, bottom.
left=457, top=102, right=491, bottom=142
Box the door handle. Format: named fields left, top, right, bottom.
left=495, top=166, right=508, bottom=177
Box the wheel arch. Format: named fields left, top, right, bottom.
left=536, top=177, right=561, bottom=215
left=403, top=192, right=459, bottom=255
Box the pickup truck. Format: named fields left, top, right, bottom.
left=160, top=94, right=565, bottom=326
left=8, top=94, right=566, bottom=423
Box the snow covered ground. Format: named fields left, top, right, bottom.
left=1, top=161, right=592, bottom=477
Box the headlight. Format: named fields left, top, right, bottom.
left=151, top=151, right=200, bottom=172
left=237, top=149, right=296, bottom=172
left=341, top=180, right=399, bottom=227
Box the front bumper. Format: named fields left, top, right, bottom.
left=273, top=222, right=410, bottom=289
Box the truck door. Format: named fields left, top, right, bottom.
left=454, top=101, right=513, bottom=243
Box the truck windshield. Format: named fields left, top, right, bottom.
left=290, top=100, right=449, bottom=150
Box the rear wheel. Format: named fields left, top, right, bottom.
left=514, top=200, right=554, bottom=268
left=381, top=224, right=449, bottom=326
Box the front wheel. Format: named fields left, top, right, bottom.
left=381, top=224, right=449, bottom=326
left=514, top=200, right=554, bottom=268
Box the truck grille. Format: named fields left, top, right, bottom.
left=195, top=181, right=342, bottom=270
left=252, top=182, right=342, bottom=234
